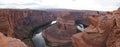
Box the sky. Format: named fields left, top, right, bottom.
left=0, top=0, right=120, bottom=11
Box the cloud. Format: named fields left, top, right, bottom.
left=36, top=0, right=120, bottom=11
left=116, top=3, right=120, bottom=6
left=0, top=0, right=42, bottom=9
left=0, top=0, right=39, bottom=4
left=0, top=0, right=119, bottom=11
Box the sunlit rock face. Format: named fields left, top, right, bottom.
left=0, top=10, right=15, bottom=37
left=42, top=12, right=77, bottom=47
left=106, top=8, right=120, bottom=47
left=0, top=17, right=10, bottom=36
left=0, top=32, right=27, bottom=47
left=72, top=8, right=120, bottom=47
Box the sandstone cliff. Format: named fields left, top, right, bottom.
left=72, top=8, right=120, bottom=47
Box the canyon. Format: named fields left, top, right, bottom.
left=0, top=8, right=119, bottom=47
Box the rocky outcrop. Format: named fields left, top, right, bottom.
left=42, top=12, right=77, bottom=47
left=72, top=15, right=113, bottom=47
left=0, top=17, right=11, bottom=36
left=72, top=8, right=120, bottom=47
left=0, top=32, right=27, bottom=47
left=106, top=8, right=120, bottom=47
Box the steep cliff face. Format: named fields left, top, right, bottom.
left=0, top=9, right=53, bottom=47
left=0, top=9, right=30, bottom=37
left=13, top=10, right=53, bottom=47
left=106, top=8, right=120, bottom=47
left=72, top=8, right=120, bottom=47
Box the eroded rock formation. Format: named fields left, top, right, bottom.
left=42, top=12, right=77, bottom=47
left=106, top=8, right=120, bottom=47
left=72, top=8, right=120, bottom=47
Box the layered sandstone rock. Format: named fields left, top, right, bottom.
left=72, top=32, right=92, bottom=47
left=106, top=29, right=120, bottom=47
left=106, top=8, right=120, bottom=47
left=72, top=15, right=112, bottom=47
left=42, top=12, right=77, bottom=47
left=0, top=11, right=14, bottom=37
left=71, top=8, right=120, bottom=47
left=0, top=32, right=27, bottom=47
left=114, top=8, right=120, bottom=28
left=0, top=17, right=10, bottom=36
